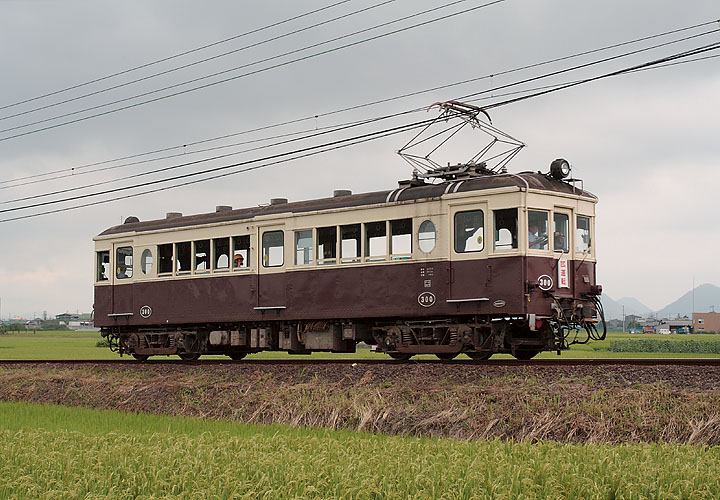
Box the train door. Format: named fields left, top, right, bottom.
left=256, top=225, right=287, bottom=310
left=111, top=241, right=134, bottom=316
left=448, top=204, right=490, bottom=303
left=552, top=208, right=574, bottom=297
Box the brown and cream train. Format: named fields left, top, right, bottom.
left=94, top=161, right=605, bottom=361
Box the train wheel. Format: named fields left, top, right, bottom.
left=466, top=352, right=492, bottom=361
left=132, top=354, right=149, bottom=361
left=389, top=352, right=413, bottom=361
left=435, top=353, right=458, bottom=361
left=178, top=353, right=201, bottom=361
left=513, top=348, right=541, bottom=360
left=228, top=353, right=247, bottom=361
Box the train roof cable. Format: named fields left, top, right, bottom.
left=1, top=40, right=717, bottom=223
left=0, top=0, right=356, bottom=112
left=0, top=118, right=438, bottom=222
left=1, top=16, right=716, bottom=187
left=0, top=0, right=400, bottom=122
left=0, top=0, right=506, bottom=142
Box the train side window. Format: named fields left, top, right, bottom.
left=262, top=230, right=284, bottom=267
left=341, top=224, right=361, bottom=263
left=158, top=244, right=173, bottom=275
left=494, top=208, right=518, bottom=250
left=454, top=210, right=484, bottom=253
left=317, top=226, right=337, bottom=265
left=233, top=235, right=250, bottom=269
left=576, top=216, right=591, bottom=253
left=528, top=210, right=549, bottom=250
left=295, top=230, right=313, bottom=265
left=214, top=238, right=230, bottom=271
left=96, top=251, right=109, bottom=281
left=553, top=213, right=569, bottom=252
left=115, top=246, right=133, bottom=279
left=140, top=249, right=153, bottom=275
left=390, top=218, right=412, bottom=259
left=365, top=221, right=386, bottom=262
left=194, top=240, right=210, bottom=273
left=418, top=220, right=436, bottom=253
left=176, top=241, right=191, bottom=275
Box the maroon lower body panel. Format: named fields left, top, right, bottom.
left=94, top=257, right=597, bottom=328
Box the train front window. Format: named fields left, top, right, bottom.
left=576, top=216, right=591, bottom=253
left=553, top=213, right=569, bottom=252
left=390, top=218, right=412, bottom=259
left=341, top=224, right=361, bottom=263
left=158, top=244, right=173, bottom=274
left=175, top=242, right=191, bottom=274
left=115, top=247, right=133, bottom=279
left=528, top=210, right=549, bottom=250
left=365, top=221, right=386, bottom=262
left=295, top=230, right=313, bottom=265
left=214, top=238, right=229, bottom=271
left=96, top=251, right=109, bottom=281
left=233, top=235, right=250, bottom=269
left=262, top=230, right=284, bottom=267
left=454, top=210, right=484, bottom=253
left=494, top=209, right=518, bottom=250
left=317, top=226, right=337, bottom=265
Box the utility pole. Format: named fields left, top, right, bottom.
left=622, top=305, right=625, bottom=334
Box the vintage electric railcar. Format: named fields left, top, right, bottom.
left=94, top=161, right=604, bottom=361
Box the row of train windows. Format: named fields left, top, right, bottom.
left=97, top=210, right=591, bottom=281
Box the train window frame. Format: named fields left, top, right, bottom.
left=454, top=209, right=485, bottom=253
left=365, top=221, right=387, bottom=262
left=390, top=218, right=412, bottom=260
left=262, top=230, right=284, bottom=268
left=528, top=210, right=550, bottom=251
left=158, top=244, right=174, bottom=275
left=553, top=212, right=570, bottom=253
left=341, top=223, right=361, bottom=263
left=175, top=241, right=191, bottom=275
left=576, top=215, right=592, bottom=254
left=295, top=229, right=314, bottom=266
left=193, top=240, right=211, bottom=274
left=417, top=220, right=436, bottom=253
left=232, top=235, right=250, bottom=270
left=115, top=246, right=133, bottom=280
left=213, top=237, right=230, bottom=272
left=140, top=249, right=153, bottom=276
left=494, top=208, right=518, bottom=251
left=317, top=226, right=337, bottom=265
left=96, top=251, right=110, bottom=282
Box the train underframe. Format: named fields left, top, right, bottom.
left=101, top=296, right=605, bottom=361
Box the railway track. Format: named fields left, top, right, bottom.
left=2, top=358, right=720, bottom=366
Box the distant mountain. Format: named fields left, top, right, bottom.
left=601, top=295, right=652, bottom=320
left=655, top=283, right=720, bottom=319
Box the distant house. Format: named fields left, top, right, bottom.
left=56, top=313, right=80, bottom=323
left=693, top=313, right=720, bottom=334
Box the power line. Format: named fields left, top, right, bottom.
left=0, top=0, right=506, bottom=142
left=0, top=0, right=355, bottom=112
left=0, top=0, right=399, bottom=122
left=2, top=16, right=715, bottom=188
left=3, top=38, right=717, bottom=222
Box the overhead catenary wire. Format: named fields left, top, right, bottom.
left=2, top=16, right=716, bottom=189
left=0, top=0, right=506, bottom=142
left=0, top=0, right=355, bottom=112
left=1, top=38, right=718, bottom=223
left=0, top=0, right=400, bottom=122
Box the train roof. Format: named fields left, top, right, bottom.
left=98, top=171, right=596, bottom=236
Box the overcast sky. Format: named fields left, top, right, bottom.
left=0, top=0, right=718, bottom=318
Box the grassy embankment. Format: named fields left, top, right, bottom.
left=1, top=329, right=720, bottom=360
left=2, top=401, right=720, bottom=499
